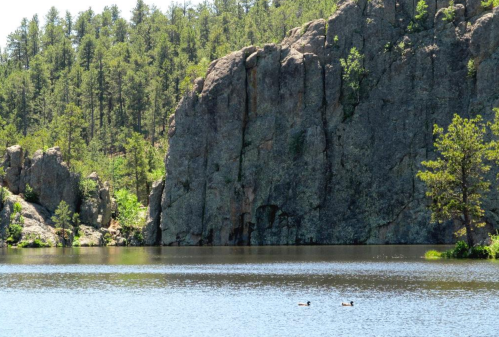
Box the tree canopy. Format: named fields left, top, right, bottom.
left=0, top=0, right=337, bottom=203
left=417, top=114, right=491, bottom=247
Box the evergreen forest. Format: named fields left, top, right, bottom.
left=0, top=0, right=336, bottom=203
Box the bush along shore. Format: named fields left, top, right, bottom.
left=425, top=235, right=499, bottom=259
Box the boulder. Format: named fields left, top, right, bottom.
left=79, top=172, right=112, bottom=228
left=2, top=145, right=23, bottom=194
left=0, top=195, right=58, bottom=246
left=9, top=146, right=80, bottom=213
left=77, top=225, right=104, bottom=247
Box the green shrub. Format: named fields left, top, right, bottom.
left=103, top=233, right=112, bottom=245
left=7, top=224, right=23, bottom=243
left=17, top=241, right=29, bottom=248
left=115, top=189, right=144, bottom=236
left=469, top=245, right=492, bottom=259
left=383, top=42, right=392, bottom=53
left=407, top=21, right=420, bottom=33
left=452, top=241, right=469, bottom=258
left=340, top=47, right=366, bottom=104
left=425, top=250, right=443, bottom=259
left=13, top=201, right=22, bottom=214
left=488, top=234, right=499, bottom=258
left=407, top=0, right=428, bottom=32
left=442, top=1, right=456, bottom=22
left=481, top=0, right=499, bottom=8
left=0, top=187, right=9, bottom=202
left=24, top=184, right=38, bottom=203
left=133, top=231, right=144, bottom=245
left=467, top=59, right=476, bottom=78
left=415, top=0, right=428, bottom=21
left=29, top=238, right=51, bottom=248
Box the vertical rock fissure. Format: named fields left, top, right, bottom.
left=199, top=107, right=210, bottom=246
left=238, top=69, right=250, bottom=184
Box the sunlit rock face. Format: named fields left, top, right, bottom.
left=158, top=0, right=499, bottom=245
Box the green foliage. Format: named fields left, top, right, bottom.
left=7, top=201, right=24, bottom=244
left=442, top=1, right=456, bottom=22
left=51, top=200, right=74, bottom=247
left=481, top=0, right=499, bottom=8
left=79, top=179, right=99, bottom=200
left=125, top=132, right=149, bottom=202
left=417, top=114, right=490, bottom=248
left=415, top=0, right=429, bottom=21
left=467, top=59, right=477, bottom=78
left=340, top=47, right=366, bottom=102
left=12, top=201, right=22, bottom=215
left=0, top=0, right=338, bottom=206
left=451, top=241, right=470, bottom=258
left=17, top=234, right=51, bottom=248
left=7, top=224, right=23, bottom=243
left=0, top=187, right=10, bottom=203
left=54, top=103, right=86, bottom=168
left=300, top=22, right=311, bottom=36
left=424, top=250, right=443, bottom=259
left=434, top=241, right=494, bottom=259
left=407, top=0, right=428, bottom=32
left=179, top=58, right=210, bottom=96
left=133, top=231, right=144, bottom=245
left=469, top=245, right=492, bottom=259
left=24, top=184, right=38, bottom=203
left=488, top=234, right=499, bottom=258
left=115, top=189, right=144, bottom=236
left=103, top=232, right=112, bottom=245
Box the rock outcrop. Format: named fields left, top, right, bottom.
left=142, top=179, right=165, bottom=245
left=0, top=147, right=115, bottom=247
left=3, top=146, right=79, bottom=213
left=0, top=195, right=58, bottom=245
left=159, top=0, right=499, bottom=245
left=77, top=225, right=104, bottom=247
left=80, top=172, right=113, bottom=228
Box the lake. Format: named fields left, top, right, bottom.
left=0, top=246, right=498, bottom=337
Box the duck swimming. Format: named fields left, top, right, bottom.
left=342, top=301, right=354, bottom=306
left=298, top=301, right=311, bottom=306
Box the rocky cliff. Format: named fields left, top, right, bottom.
left=154, top=0, right=499, bottom=246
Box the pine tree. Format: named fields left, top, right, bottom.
left=417, top=115, right=491, bottom=248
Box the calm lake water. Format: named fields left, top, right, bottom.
left=0, top=246, right=498, bottom=337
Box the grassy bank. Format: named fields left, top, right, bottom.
left=425, top=235, right=499, bottom=259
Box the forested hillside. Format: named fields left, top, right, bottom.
left=0, top=0, right=336, bottom=203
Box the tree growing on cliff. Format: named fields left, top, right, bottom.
left=417, top=114, right=491, bottom=248
left=339, top=47, right=366, bottom=104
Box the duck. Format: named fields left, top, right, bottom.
left=342, top=301, right=354, bottom=306
left=298, top=301, right=311, bottom=306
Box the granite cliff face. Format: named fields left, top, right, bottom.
left=157, top=0, right=499, bottom=246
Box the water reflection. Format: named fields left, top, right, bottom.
left=0, top=246, right=498, bottom=337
